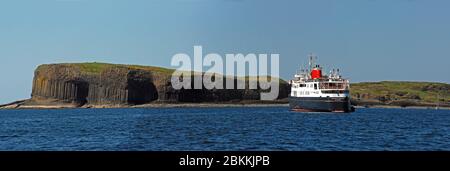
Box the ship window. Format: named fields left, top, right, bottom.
left=314, top=84, right=318, bottom=90
left=321, top=90, right=349, bottom=94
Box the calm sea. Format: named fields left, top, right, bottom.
left=0, top=107, right=449, bottom=151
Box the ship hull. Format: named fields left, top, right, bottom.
left=289, top=96, right=354, bottom=113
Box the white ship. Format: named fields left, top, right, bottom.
left=289, top=54, right=355, bottom=113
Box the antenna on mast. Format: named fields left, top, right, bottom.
left=308, top=53, right=317, bottom=71
left=308, top=53, right=312, bottom=71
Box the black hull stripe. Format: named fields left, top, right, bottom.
left=289, top=96, right=353, bottom=113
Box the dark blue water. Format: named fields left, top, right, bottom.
left=0, top=107, right=449, bottom=151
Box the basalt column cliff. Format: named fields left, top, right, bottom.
left=23, top=63, right=289, bottom=108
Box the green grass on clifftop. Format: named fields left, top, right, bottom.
left=77, top=62, right=175, bottom=74
left=76, top=63, right=114, bottom=73
left=38, top=62, right=176, bottom=75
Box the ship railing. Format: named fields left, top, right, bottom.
left=299, top=78, right=347, bottom=82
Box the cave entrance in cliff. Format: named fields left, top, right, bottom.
left=72, top=81, right=89, bottom=106
left=127, top=81, right=158, bottom=105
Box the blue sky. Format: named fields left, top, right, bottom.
left=1, top=0, right=449, bottom=104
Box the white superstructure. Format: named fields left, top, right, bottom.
left=289, top=54, right=350, bottom=98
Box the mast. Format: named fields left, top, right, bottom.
left=308, top=53, right=316, bottom=72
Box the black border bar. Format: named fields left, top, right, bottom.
left=0, top=151, right=449, bottom=169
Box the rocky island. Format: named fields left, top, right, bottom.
left=1, top=63, right=290, bottom=109
left=0, top=63, right=448, bottom=109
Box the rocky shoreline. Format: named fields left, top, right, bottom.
left=1, top=99, right=449, bottom=110
left=0, top=99, right=290, bottom=109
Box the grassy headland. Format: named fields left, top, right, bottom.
left=351, top=81, right=449, bottom=107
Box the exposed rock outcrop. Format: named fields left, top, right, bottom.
left=24, top=63, right=289, bottom=108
